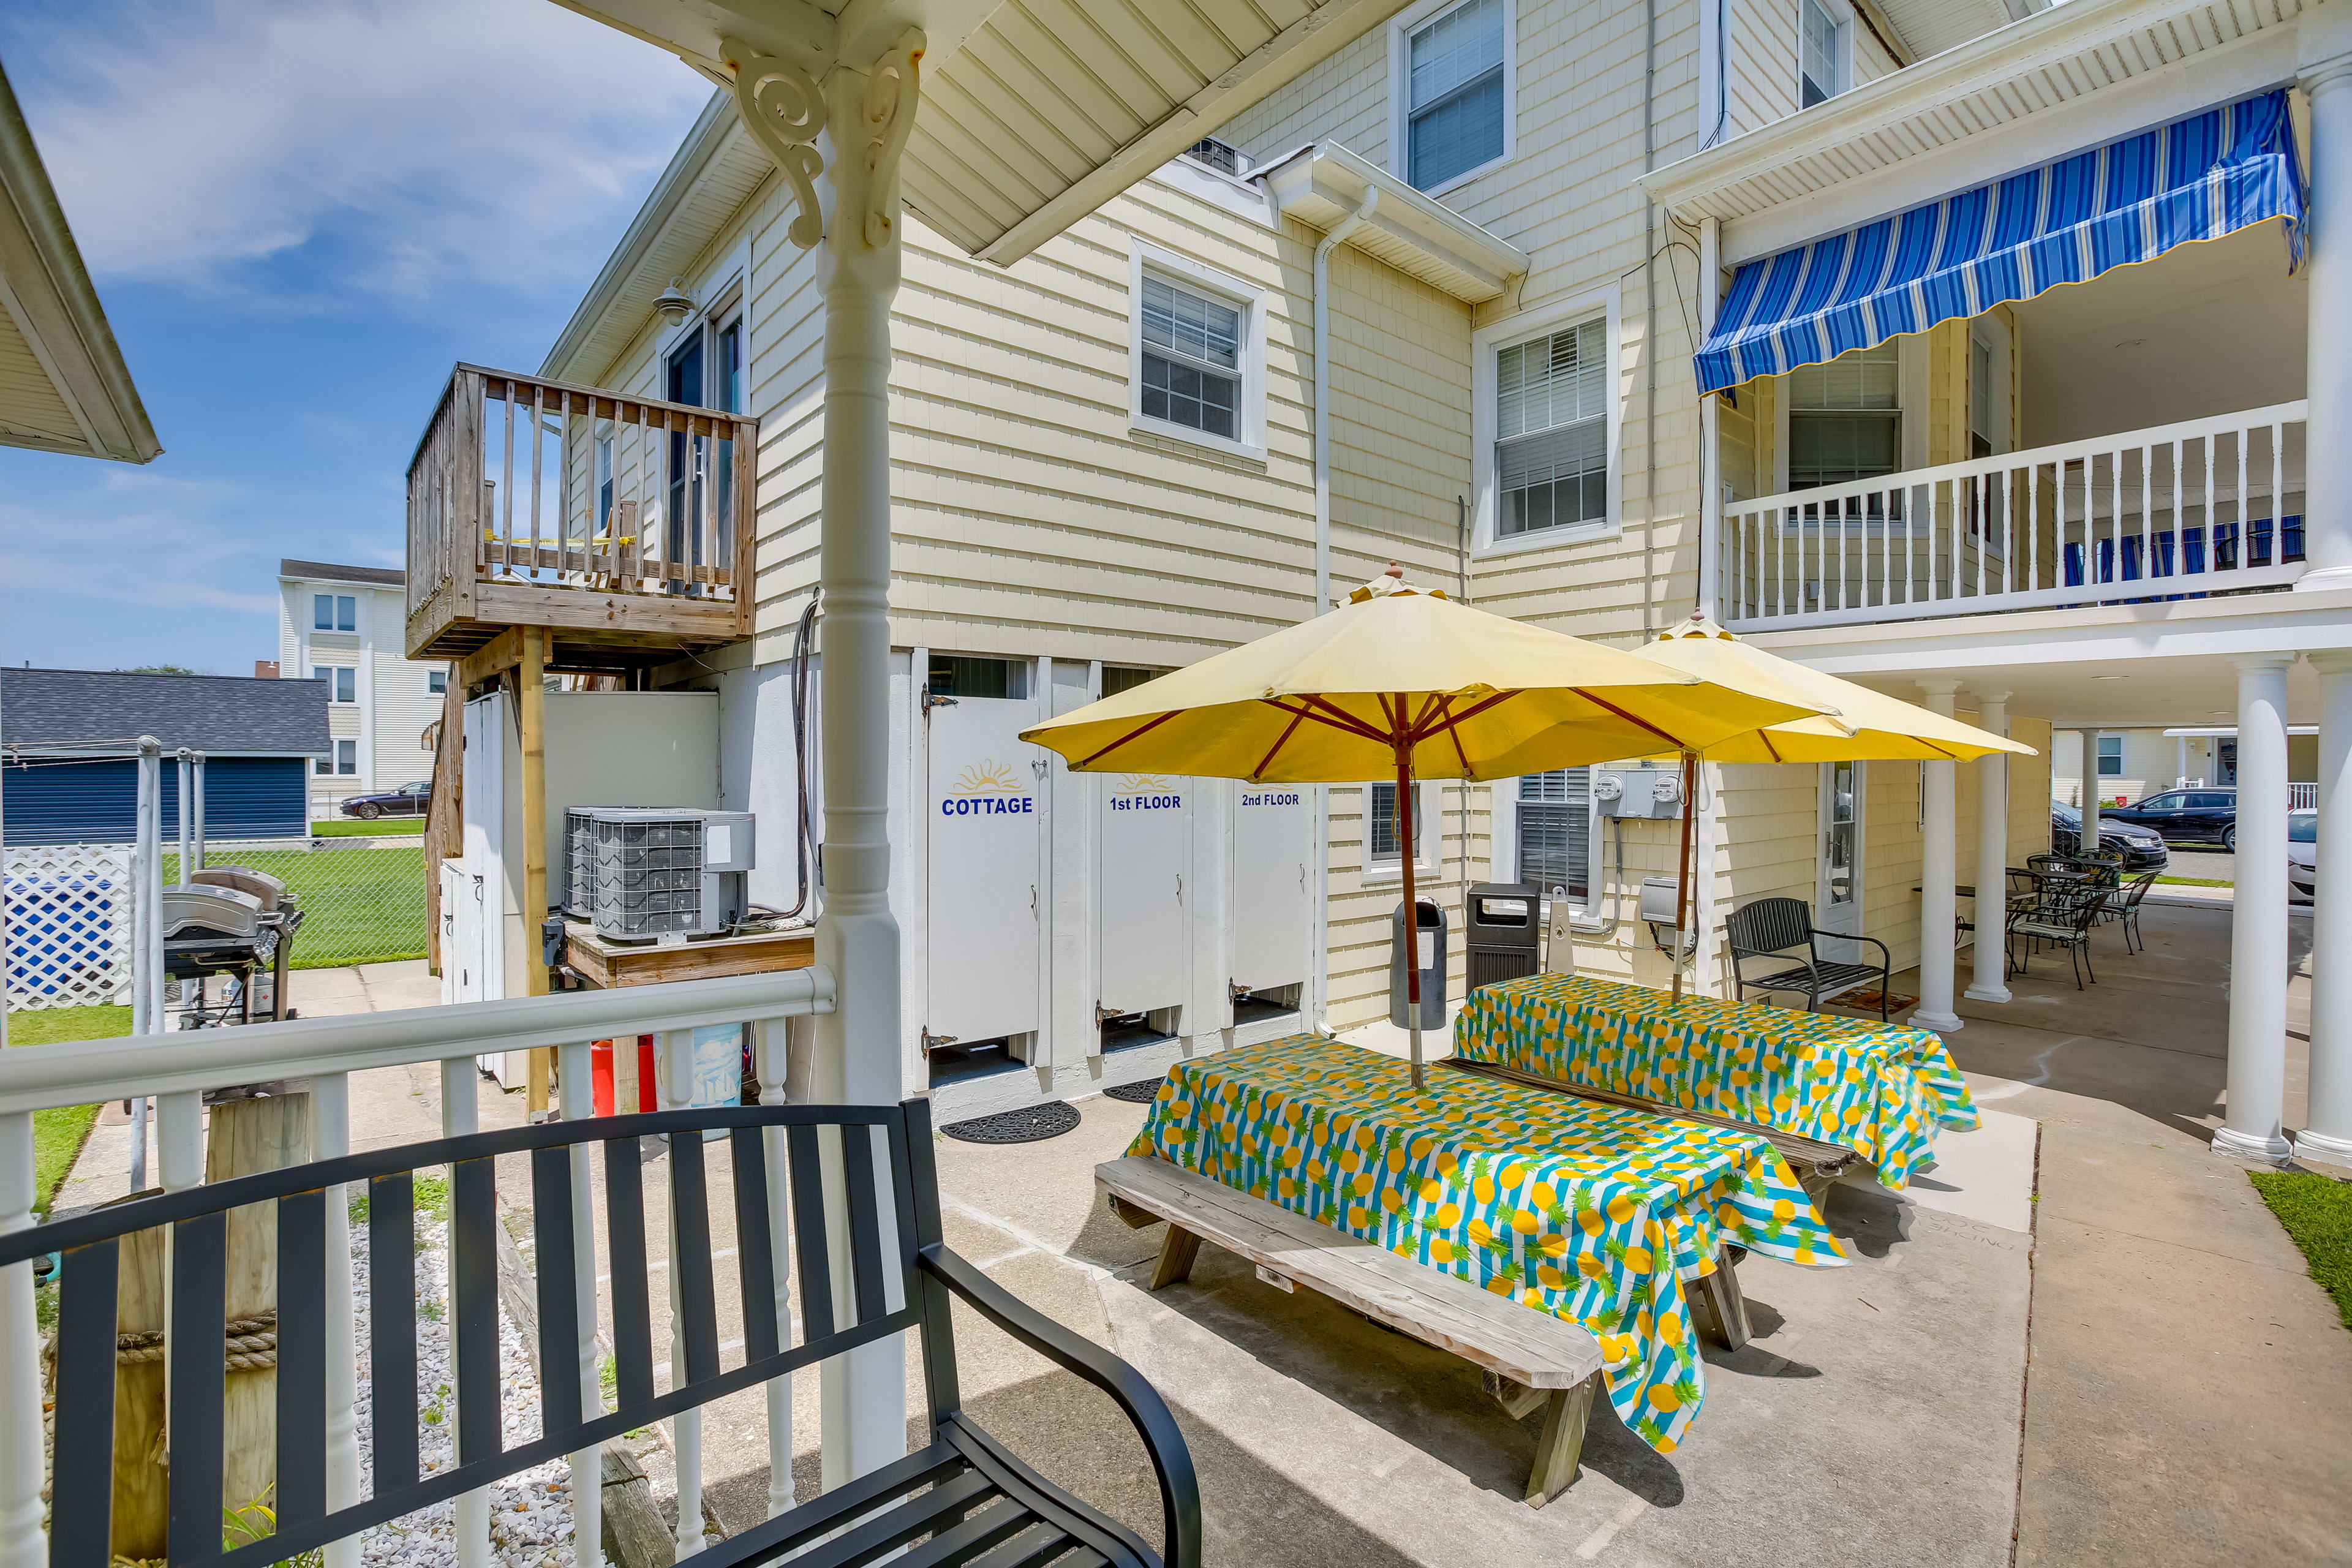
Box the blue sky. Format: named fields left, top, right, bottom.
left=0, top=0, right=712, bottom=673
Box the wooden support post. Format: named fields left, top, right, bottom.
left=1148, top=1226, right=1202, bottom=1291
left=1687, top=1247, right=1752, bottom=1351
left=1525, top=1376, right=1597, bottom=1508
left=521, top=626, right=551, bottom=1114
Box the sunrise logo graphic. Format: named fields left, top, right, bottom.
left=940, top=760, right=1034, bottom=817
left=1110, top=773, right=1182, bottom=813
left=1114, top=774, right=1176, bottom=796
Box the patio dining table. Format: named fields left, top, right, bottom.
left=1128, top=1034, right=1846, bottom=1453
left=1450, top=974, right=1979, bottom=1189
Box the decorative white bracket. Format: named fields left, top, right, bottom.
left=721, top=29, right=924, bottom=252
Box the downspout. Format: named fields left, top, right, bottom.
left=1640, top=0, right=1659, bottom=638
left=1308, top=176, right=1379, bottom=1033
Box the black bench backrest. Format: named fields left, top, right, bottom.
left=1726, top=895, right=1813, bottom=958
left=2, top=1099, right=949, bottom=1568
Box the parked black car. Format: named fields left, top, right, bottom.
left=2100, top=786, right=2238, bottom=850
left=337, top=780, right=431, bottom=819
left=2051, top=801, right=2169, bottom=870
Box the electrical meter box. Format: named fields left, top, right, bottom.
left=1389, top=899, right=1447, bottom=1030
left=1597, top=766, right=1683, bottom=819
left=1464, top=883, right=1540, bottom=991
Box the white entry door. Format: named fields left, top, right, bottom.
left=1097, top=772, right=1188, bottom=1017
left=1815, top=760, right=1866, bottom=961
left=926, top=697, right=1042, bottom=1046
left=1231, top=783, right=1310, bottom=993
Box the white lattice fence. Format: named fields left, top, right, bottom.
left=4, top=844, right=133, bottom=1009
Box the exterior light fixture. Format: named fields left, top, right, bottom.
left=655, top=278, right=695, bottom=330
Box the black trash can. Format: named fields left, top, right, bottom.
left=1464, top=883, right=1541, bottom=990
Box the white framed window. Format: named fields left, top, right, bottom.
left=1392, top=0, right=1513, bottom=195
left=320, top=666, right=356, bottom=704
left=594, top=428, right=615, bottom=532
left=1788, top=342, right=1901, bottom=491
left=1514, top=769, right=1594, bottom=905
left=1128, top=244, right=1266, bottom=461
left=428, top=669, right=448, bottom=695
left=1366, top=780, right=1440, bottom=871
left=1472, top=288, right=1621, bottom=556
left=1801, top=0, right=1852, bottom=108
left=2097, top=736, right=2124, bottom=778
left=312, top=593, right=355, bottom=632
left=317, top=739, right=357, bottom=777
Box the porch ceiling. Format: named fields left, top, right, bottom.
left=552, top=0, right=1415, bottom=268
left=1640, top=0, right=2316, bottom=263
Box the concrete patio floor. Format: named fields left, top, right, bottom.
left=45, top=907, right=2351, bottom=1563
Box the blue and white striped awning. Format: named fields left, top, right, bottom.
left=1695, top=91, right=2305, bottom=396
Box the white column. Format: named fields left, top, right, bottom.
left=727, top=31, right=923, bottom=1492
left=2217, top=654, right=2296, bottom=1161
left=1967, top=692, right=2013, bottom=1004
left=0, top=1116, right=43, bottom=1568
left=2297, top=42, right=2352, bottom=592
left=2081, top=731, right=2103, bottom=850
left=1914, top=680, right=1964, bottom=1031
left=1696, top=216, right=1724, bottom=617
left=2297, top=652, right=2352, bottom=1163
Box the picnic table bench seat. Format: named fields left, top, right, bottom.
left=1441, top=1057, right=1864, bottom=1194
left=1096, top=1154, right=1753, bottom=1507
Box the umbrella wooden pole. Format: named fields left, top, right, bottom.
left=1672, top=749, right=1697, bottom=1001
left=1395, top=735, right=1428, bottom=1092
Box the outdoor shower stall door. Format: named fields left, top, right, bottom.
left=1230, top=783, right=1311, bottom=995
left=925, top=695, right=1044, bottom=1051
left=1096, top=773, right=1189, bottom=1028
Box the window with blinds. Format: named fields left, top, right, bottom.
left=1139, top=274, right=1243, bottom=440
left=1517, top=769, right=1590, bottom=900
left=1496, top=317, right=1608, bottom=536
left=1407, top=0, right=1507, bottom=190
left=1368, top=782, right=1425, bottom=865
left=1789, top=341, right=1900, bottom=490
left=1801, top=0, right=1848, bottom=108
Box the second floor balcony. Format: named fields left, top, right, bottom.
left=405, top=365, right=758, bottom=674
left=1720, top=398, right=2308, bottom=633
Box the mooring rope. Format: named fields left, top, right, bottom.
left=110, top=1309, right=279, bottom=1370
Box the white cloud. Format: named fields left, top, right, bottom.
left=7, top=0, right=713, bottom=308
left=0, top=469, right=281, bottom=620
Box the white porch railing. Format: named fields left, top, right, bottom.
left=0, top=966, right=832, bottom=1568
left=2291, top=782, right=2319, bottom=812
left=1721, top=401, right=2308, bottom=632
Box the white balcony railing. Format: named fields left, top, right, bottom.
left=0, top=967, right=832, bottom=1568
left=1721, top=402, right=2307, bottom=633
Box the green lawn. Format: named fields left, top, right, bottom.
left=6, top=1003, right=128, bottom=1216
left=167, top=848, right=425, bottom=968
left=2250, top=1171, right=2352, bottom=1329
left=311, top=818, right=427, bottom=837
left=2157, top=875, right=2233, bottom=888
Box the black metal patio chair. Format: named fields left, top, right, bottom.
left=1726, top=895, right=1894, bottom=1021
left=2008, top=880, right=2106, bottom=989
left=2103, top=870, right=2160, bottom=954
left=6, top=1099, right=1200, bottom=1568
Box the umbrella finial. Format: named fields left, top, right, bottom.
left=1385, top=560, right=1403, bottom=579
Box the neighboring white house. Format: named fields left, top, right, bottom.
left=275, top=559, right=447, bottom=815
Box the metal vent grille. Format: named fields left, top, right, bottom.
left=589, top=814, right=706, bottom=937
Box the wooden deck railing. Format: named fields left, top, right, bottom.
left=405, top=365, right=758, bottom=658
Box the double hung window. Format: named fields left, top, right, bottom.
left=1515, top=770, right=1591, bottom=902
left=1801, top=0, right=1850, bottom=107
left=1368, top=782, right=1426, bottom=866
left=317, top=739, right=356, bottom=777
left=1404, top=0, right=1507, bottom=191
left=1496, top=318, right=1608, bottom=537
left=1139, top=276, right=1242, bottom=442
left=313, top=594, right=355, bottom=632
left=2096, top=736, right=2124, bottom=778
left=1788, top=343, right=1901, bottom=491
left=322, top=666, right=355, bottom=704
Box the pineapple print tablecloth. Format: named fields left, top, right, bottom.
left=1451, top=974, right=1978, bottom=1189
left=1127, top=1035, right=1845, bottom=1453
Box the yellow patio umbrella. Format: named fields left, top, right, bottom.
left=1020, top=572, right=1829, bottom=1088
left=1632, top=612, right=2037, bottom=998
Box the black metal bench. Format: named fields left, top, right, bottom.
left=1727, top=895, right=1894, bottom=1021
left=7, top=1099, right=1200, bottom=1568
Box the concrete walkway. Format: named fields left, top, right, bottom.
left=1880, top=900, right=2352, bottom=1566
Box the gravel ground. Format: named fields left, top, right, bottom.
left=355, top=1210, right=576, bottom=1568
